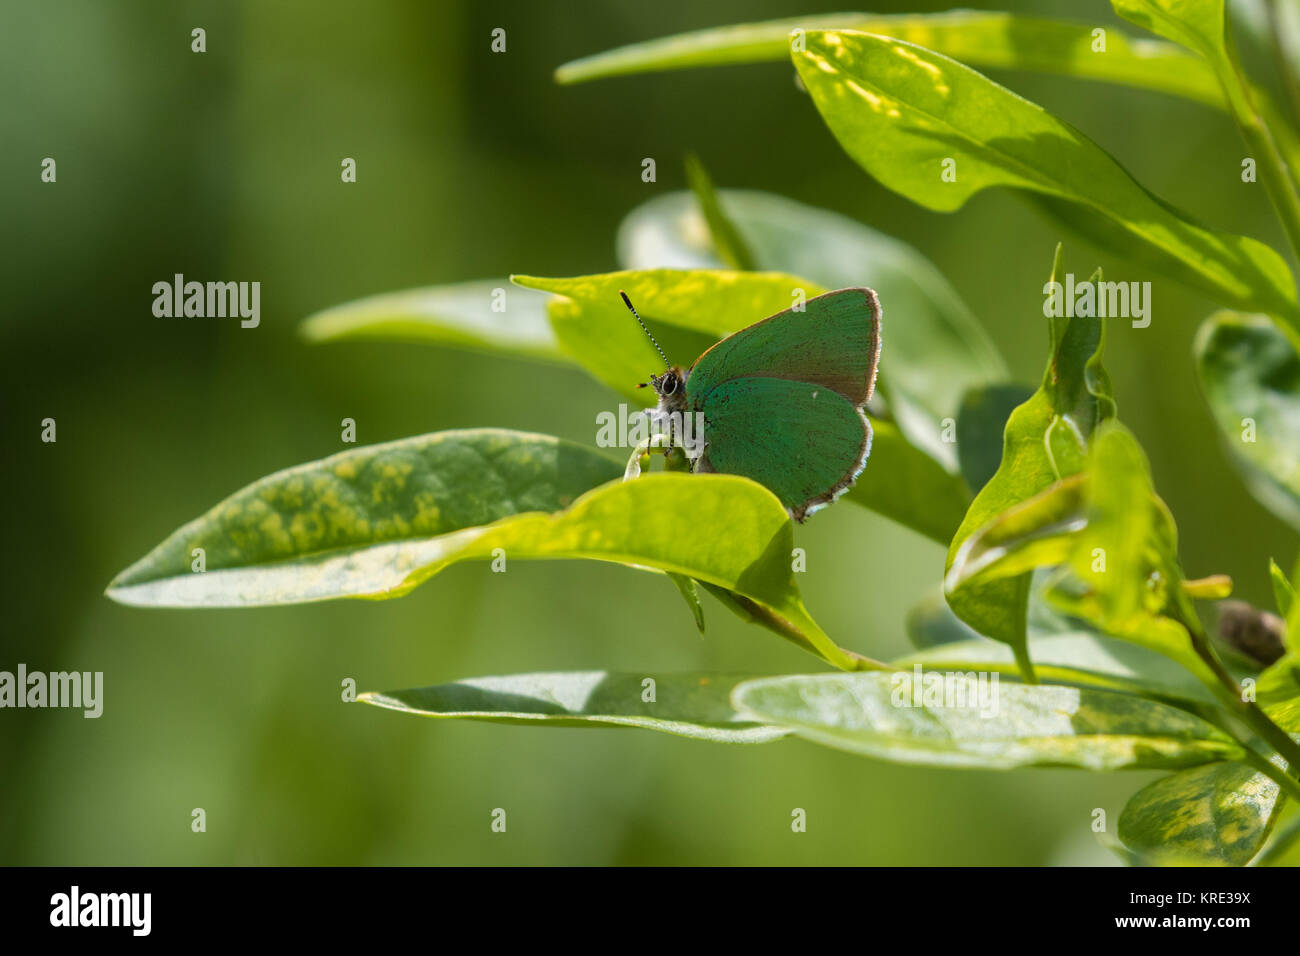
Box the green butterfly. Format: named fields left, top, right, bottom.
left=624, top=288, right=882, bottom=522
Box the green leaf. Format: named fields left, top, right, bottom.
left=554, top=11, right=1222, bottom=110
left=907, top=575, right=1084, bottom=651
left=299, top=279, right=563, bottom=360
left=897, top=632, right=1220, bottom=708
left=1119, top=761, right=1283, bottom=865
left=1194, top=311, right=1300, bottom=530
left=792, top=30, right=1298, bottom=326
left=617, top=190, right=1006, bottom=469
left=945, top=249, right=1114, bottom=675
left=107, top=429, right=619, bottom=603
left=1025, top=423, right=1208, bottom=678
left=107, top=429, right=867, bottom=670
left=955, top=384, right=1037, bottom=495
left=360, top=671, right=790, bottom=743
left=732, top=673, right=1244, bottom=769
left=1065, top=424, right=1186, bottom=630
left=513, top=268, right=820, bottom=400
left=516, top=268, right=970, bottom=543
left=1112, top=0, right=1300, bottom=296
left=1260, top=660, right=1300, bottom=712
left=946, top=475, right=1087, bottom=594
left=1271, top=557, right=1296, bottom=619
left=1110, top=0, right=1225, bottom=64
left=683, top=154, right=756, bottom=271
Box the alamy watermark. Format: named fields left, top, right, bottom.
left=1043, top=272, right=1151, bottom=328
left=1, top=664, right=102, bottom=718
left=890, top=665, right=1000, bottom=718
left=50, top=886, right=150, bottom=936
left=596, top=404, right=706, bottom=457
left=152, top=273, right=260, bottom=328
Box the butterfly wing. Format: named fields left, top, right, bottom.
left=693, top=377, right=872, bottom=522
left=687, top=288, right=881, bottom=405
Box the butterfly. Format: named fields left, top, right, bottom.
left=624, top=287, right=882, bottom=522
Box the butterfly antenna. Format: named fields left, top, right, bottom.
left=620, top=290, right=670, bottom=370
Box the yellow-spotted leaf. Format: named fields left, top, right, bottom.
left=107, top=429, right=866, bottom=670
left=732, top=673, right=1244, bottom=770
left=1119, top=761, right=1285, bottom=865
left=107, top=429, right=618, bottom=606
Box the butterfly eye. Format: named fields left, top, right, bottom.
left=661, top=374, right=677, bottom=395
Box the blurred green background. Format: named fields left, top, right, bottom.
left=3, top=0, right=1295, bottom=865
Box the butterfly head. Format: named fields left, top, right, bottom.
left=644, top=366, right=689, bottom=413
left=619, top=290, right=688, bottom=411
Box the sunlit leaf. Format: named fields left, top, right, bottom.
left=617, top=190, right=1005, bottom=469
left=1111, top=0, right=1300, bottom=293
left=1270, top=557, right=1296, bottom=619
left=555, top=11, right=1222, bottom=110
left=107, top=429, right=866, bottom=670
left=108, top=429, right=618, bottom=604
left=946, top=475, right=1086, bottom=594
left=516, top=268, right=970, bottom=543
left=361, top=671, right=790, bottom=743
left=513, top=269, right=818, bottom=400
left=793, top=30, right=1298, bottom=326
left=732, top=673, right=1244, bottom=769
left=1110, top=0, right=1226, bottom=63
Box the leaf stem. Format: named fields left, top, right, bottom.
left=1172, top=603, right=1300, bottom=774
left=1266, top=0, right=1300, bottom=155
left=1217, top=29, right=1300, bottom=268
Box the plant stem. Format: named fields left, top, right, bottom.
left=1266, top=0, right=1300, bottom=144
left=1218, top=25, right=1300, bottom=266
left=1176, top=608, right=1300, bottom=774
